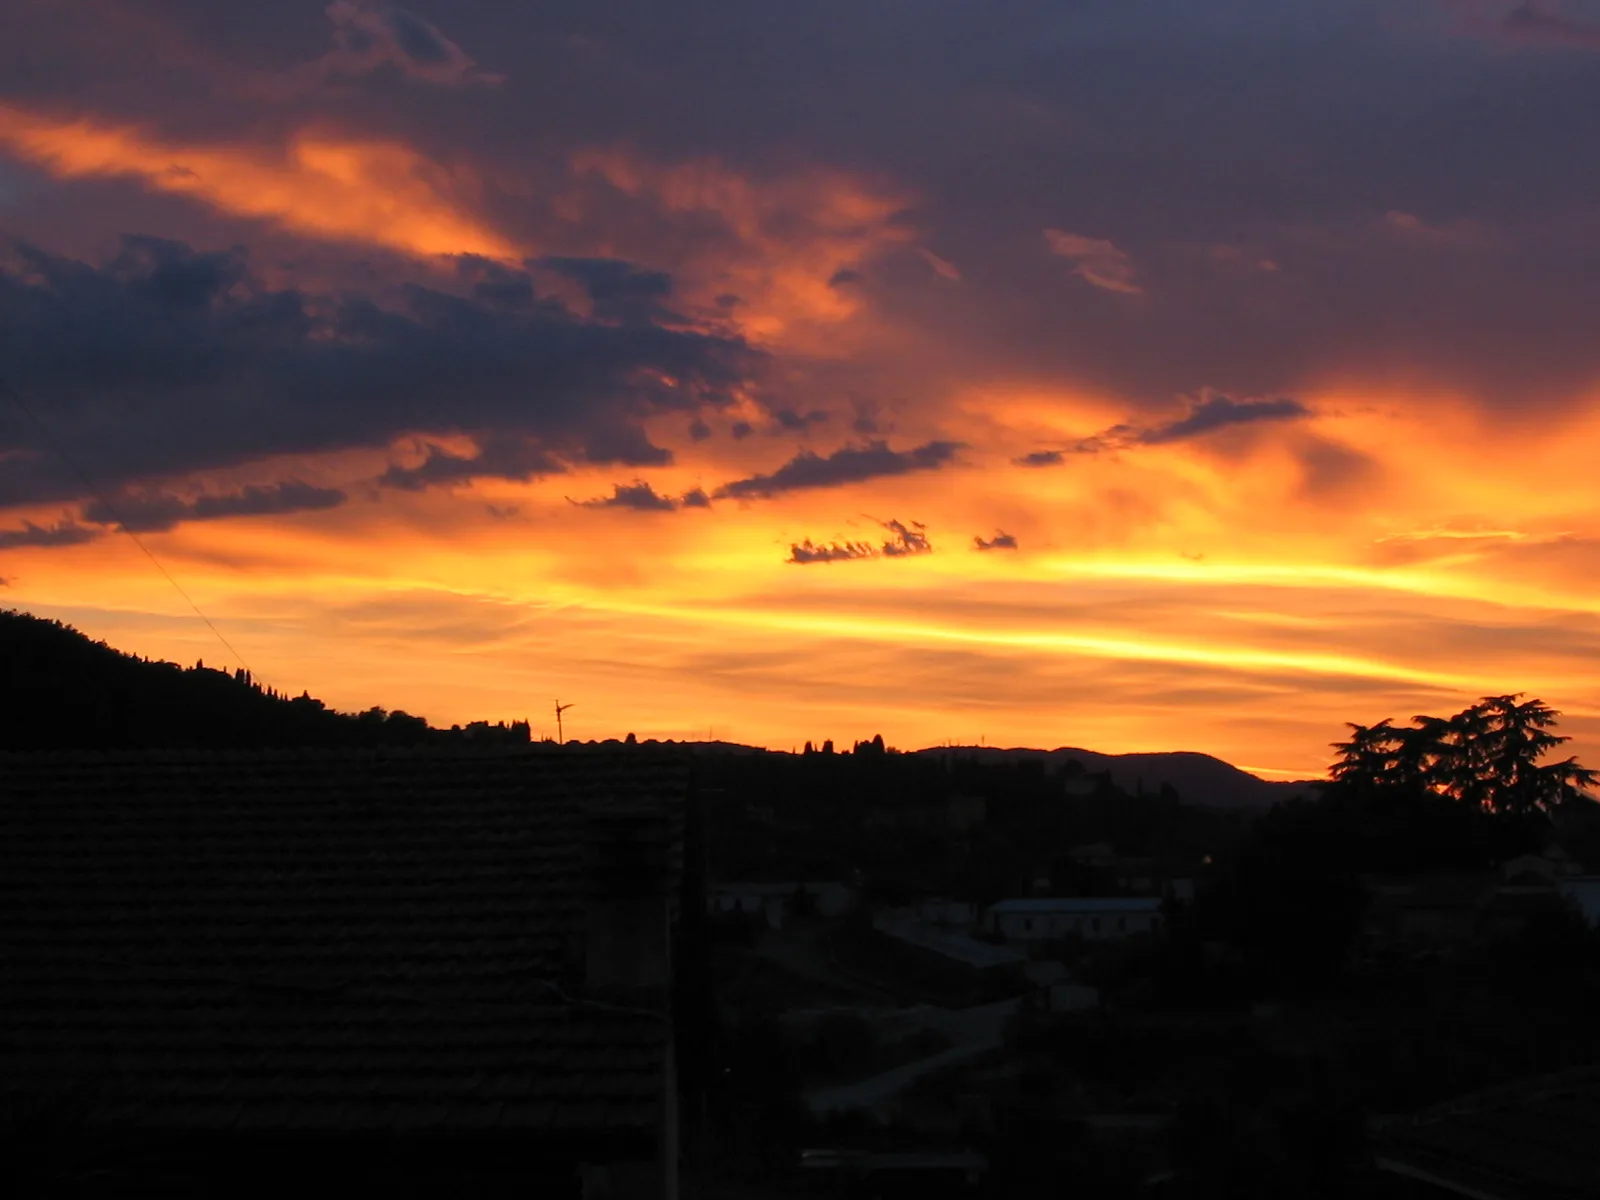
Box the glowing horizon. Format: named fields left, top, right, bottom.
left=3, top=2, right=1598, bottom=781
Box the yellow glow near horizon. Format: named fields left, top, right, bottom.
left=3, top=94, right=1600, bottom=781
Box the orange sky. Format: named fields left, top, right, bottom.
left=2, top=3, right=1599, bottom=780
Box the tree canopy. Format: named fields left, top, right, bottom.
left=1326, top=694, right=1596, bottom=819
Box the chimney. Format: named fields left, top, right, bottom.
left=582, top=799, right=673, bottom=1007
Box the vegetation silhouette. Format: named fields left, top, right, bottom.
left=0, top=610, right=529, bottom=750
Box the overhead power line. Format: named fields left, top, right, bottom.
left=0, top=374, right=259, bottom=680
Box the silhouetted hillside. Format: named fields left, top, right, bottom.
left=914, top=745, right=1321, bottom=809
left=0, top=610, right=529, bottom=750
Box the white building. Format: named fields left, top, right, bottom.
left=986, top=897, right=1165, bottom=942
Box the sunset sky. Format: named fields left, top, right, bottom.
left=2, top=0, right=1599, bottom=777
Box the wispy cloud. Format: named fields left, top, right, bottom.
left=788, top=538, right=876, bottom=564
left=378, top=439, right=567, bottom=492
left=879, top=518, right=932, bottom=557
left=274, top=2, right=504, bottom=94
left=0, top=518, right=100, bottom=551
left=716, top=440, right=961, bottom=500
left=1014, top=449, right=1067, bottom=468
left=918, top=248, right=962, bottom=281
left=1139, top=394, right=1310, bottom=446
left=82, top=481, right=348, bottom=533
left=1443, top=1, right=1600, bottom=50
left=1015, top=393, right=1312, bottom=465
left=974, top=531, right=1019, bottom=551
left=1044, top=229, right=1141, bottom=294
left=787, top=518, right=933, bottom=564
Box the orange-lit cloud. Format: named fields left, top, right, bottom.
left=1044, top=229, right=1142, bottom=294
left=562, top=148, right=918, bottom=346
left=5, top=2, right=1600, bottom=785
left=0, top=104, right=517, bottom=260
left=5, top=378, right=1599, bottom=777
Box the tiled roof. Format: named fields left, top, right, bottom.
left=1375, top=1066, right=1600, bottom=1199
left=0, top=748, right=688, bottom=1138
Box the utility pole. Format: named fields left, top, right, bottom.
left=555, top=700, right=575, bottom=745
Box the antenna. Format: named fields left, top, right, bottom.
left=554, top=700, right=575, bottom=745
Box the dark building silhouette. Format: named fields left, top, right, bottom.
left=0, top=746, right=701, bottom=1198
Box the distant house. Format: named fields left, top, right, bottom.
left=1482, top=887, right=1572, bottom=941
left=1501, top=844, right=1583, bottom=885
left=1066, top=841, right=1116, bottom=867
left=0, top=748, right=698, bottom=1200
left=1362, top=873, right=1499, bottom=951
left=985, top=897, right=1165, bottom=943
left=707, top=880, right=856, bottom=928
left=1560, top=877, right=1600, bottom=928
left=1060, top=842, right=1159, bottom=892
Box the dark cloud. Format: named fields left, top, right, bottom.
left=1140, top=394, right=1311, bottom=445
left=787, top=517, right=932, bottom=564
left=688, top=418, right=712, bottom=441
left=974, top=531, right=1019, bottom=551
left=378, top=438, right=566, bottom=492
left=788, top=538, right=876, bottom=564
left=715, top=439, right=962, bottom=500
left=851, top=399, right=882, bottom=435
left=285, top=1, right=504, bottom=91
left=879, top=518, right=932, bottom=556
left=0, top=236, right=752, bottom=505
left=81, top=480, right=347, bottom=533
left=570, top=480, right=674, bottom=512
left=537, top=257, right=677, bottom=325
left=455, top=255, right=537, bottom=310
left=773, top=408, right=830, bottom=432
left=1015, top=394, right=1311, bottom=466
left=0, top=518, right=100, bottom=551
left=570, top=480, right=713, bottom=512
left=580, top=424, right=674, bottom=467
left=730, top=421, right=754, bottom=440
left=1014, top=450, right=1066, bottom=468
left=7, top=0, right=1599, bottom=439
left=828, top=268, right=864, bottom=288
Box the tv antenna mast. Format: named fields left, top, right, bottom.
left=554, top=700, right=575, bottom=745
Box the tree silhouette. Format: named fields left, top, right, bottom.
left=1327, top=695, right=1596, bottom=820
left=0, top=610, right=531, bottom=750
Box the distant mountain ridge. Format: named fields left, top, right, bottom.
left=1, top=609, right=1323, bottom=806
left=909, top=745, right=1323, bottom=809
